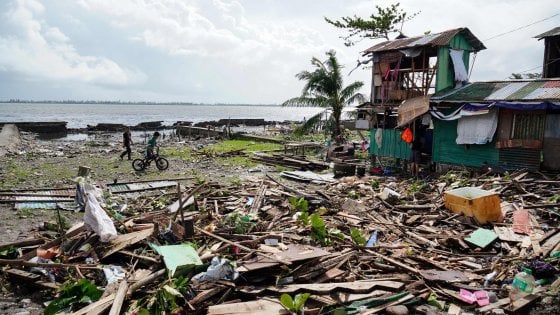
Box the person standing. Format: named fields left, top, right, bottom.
left=120, top=127, right=133, bottom=160
left=146, top=131, right=160, bottom=159
left=409, top=135, right=422, bottom=178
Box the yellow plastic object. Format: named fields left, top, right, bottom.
left=443, top=187, right=502, bottom=224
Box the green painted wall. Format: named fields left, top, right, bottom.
left=435, top=34, right=473, bottom=93
left=432, top=118, right=499, bottom=167
left=369, top=128, right=411, bottom=160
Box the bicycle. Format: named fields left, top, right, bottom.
left=132, top=147, right=169, bottom=171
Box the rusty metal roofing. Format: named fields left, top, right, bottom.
left=364, top=27, right=486, bottom=54
left=535, top=27, right=560, bottom=39
left=431, top=79, right=560, bottom=102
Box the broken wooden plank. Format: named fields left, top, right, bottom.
left=70, top=293, right=115, bottom=315
left=365, top=250, right=420, bottom=275
left=108, top=280, right=128, bottom=315
left=506, top=294, right=540, bottom=313
left=541, top=231, right=560, bottom=256
left=494, top=226, right=526, bottom=242
left=477, top=298, right=510, bottom=313
left=249, top=183, right=267, bottom=215
left=419, top=269, right=469, bottom=283
left=101, top=227, right=154, bottom=259
left=0, top=238, right=46, bottom=250
left=208, top=298, right=288, bottom=315
left=239, top=280, right=404, bottom=295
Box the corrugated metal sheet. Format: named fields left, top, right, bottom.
left=432, top=119, right=499, bottom=167
left=369, top=128, right=411, bottom=160
left=432, top=79, right=560, bottom=102
left=108, top=184, right=130, bottom=193
left=108, top=180, right=177, bottom=194
left=524, top=87, right=560, bottom=100
left=486, top=82, right=530, bottom=100
left=364, top=28, right=485, bottom=53
left=15, top=202, right=58, bottom=210
left=535, top=27, right=560, bottom=39
left=499, top=148, right=541, bottom=171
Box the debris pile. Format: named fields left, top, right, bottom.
left=0, top=168, right=559, bottom=314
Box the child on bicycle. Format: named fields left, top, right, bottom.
left=146, top=131, right=160, bottom=159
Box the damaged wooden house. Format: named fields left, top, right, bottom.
left=429, top=26, right=560, bottom=172
left=359, top=26, right=560, bottom=172
left=359, top=27, right=486, bottom=169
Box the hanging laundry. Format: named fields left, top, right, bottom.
left=450, top=49, right=468, bottom=83
left=456, top=110, right=498, bottom=145
left=375, top=128, right=383, bottom=148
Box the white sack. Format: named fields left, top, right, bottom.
left=84, top=193, right=117, bottom=242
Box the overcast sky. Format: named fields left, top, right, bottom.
left=0, top=0, right=558, bottom=104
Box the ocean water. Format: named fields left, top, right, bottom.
left=0, top=103, right=325, bottom=129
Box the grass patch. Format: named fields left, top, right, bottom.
left=161, top=147, right=195, bottom=161
left=206, top=140, right=283, bottom=154
left=1, top=159, right=32, bottom=189
left=206, top=140, right=282, bottom=168
left=17, top=208, right=34, bottom=219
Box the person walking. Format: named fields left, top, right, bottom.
left=120, top=127, right=133, bottom=160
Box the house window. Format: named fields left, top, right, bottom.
left=511, top=113, right=545, bottom=140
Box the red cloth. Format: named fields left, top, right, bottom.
left=401, top=127, right=413, bottom=143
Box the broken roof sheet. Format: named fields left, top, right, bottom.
left=431, top=79, right=560, bottom=103
left=535, top=26, right=560, bottom=39
left=364, top=27, right=486, bottom=54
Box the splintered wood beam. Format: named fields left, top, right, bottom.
left=195, top=226, right=291, bottom=265
left=365, top=250, right=420, bottom=275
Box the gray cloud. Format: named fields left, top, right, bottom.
left=0, top=0, right=558, bottom=103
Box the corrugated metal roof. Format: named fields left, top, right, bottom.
left=535, top=27, right=560, bottom=39
left=364, top=27, right=486, bottom=54
left=431, top=79, right=560, bottom=102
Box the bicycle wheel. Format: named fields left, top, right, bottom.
left=132, top=159, right=145, bottom=171
left=156, top=157, right=169, bottom=170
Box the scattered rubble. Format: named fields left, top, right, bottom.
left=0, top=127, right=559, bottom=314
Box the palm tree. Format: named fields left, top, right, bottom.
left=282, top=50, right=365, bottom=140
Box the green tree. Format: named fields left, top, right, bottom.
left=282, top=50, right=365, bottom=139
left=325, top=3, right=418, bottom=46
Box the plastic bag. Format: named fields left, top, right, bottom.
left=83, top=193, right=117, bottom=242
left=192, top=257, right=239, bottom=282
left=401, top=127, right=413, bottom=143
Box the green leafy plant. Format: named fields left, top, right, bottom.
left=291, top=197, right=310, bottom=225
left=549, top=194, right=560, bottom=203
left=370, top=179, right=379, bottom=190
left=280, top=293, right=310, bottom=314
left=0, top=246, right=18, bottom=259
left=132, top=276, right=193, bottom=314
left=44, top=279, right=102, bottom=315
left=350, top=228, right=367, bottom=246
left=195, top=175, right=206, bottom=185
left=347, top=190, right=360, bottom=199
left=310, top=214, right=328, bottom=245
left=224, top=211, right=255, bottom=234
left=289, top=197, right=309, bottom=213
